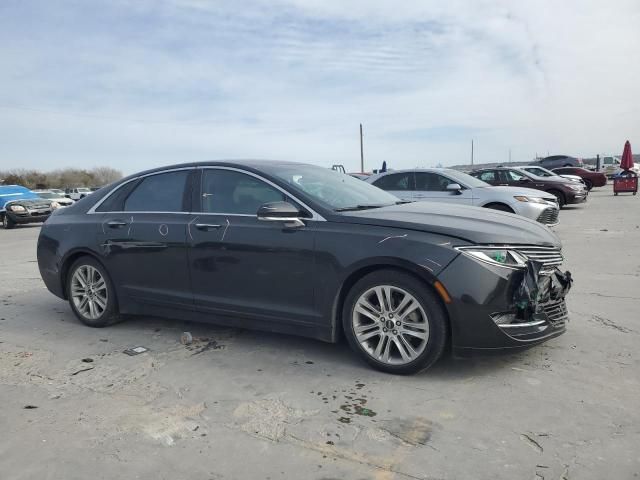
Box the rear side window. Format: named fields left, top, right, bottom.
left=124, top=171, right=189, bottom=212
left=477, top=171, right=497, bottom=182
left=505, top=170, right=526, bottom=181
left=95, top=180, right=140, bottom=212
left=373, top=173, right=414, bottom=191
left=201, top=169, right=287, bottom=215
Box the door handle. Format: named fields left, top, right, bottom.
left=107, top=220, right=128, bottom=228
left=195, top=223, right=222, bottom=231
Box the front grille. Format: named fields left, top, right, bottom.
left=542, top=300, right=568, bottom=328
left=514, top=246, right=564, bottom=273
left=536, top=207, right=559, bottom=225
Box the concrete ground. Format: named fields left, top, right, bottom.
left=1, top=186, right=638, bottom=480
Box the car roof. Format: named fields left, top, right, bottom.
left=115, top=159, right=311, bottom=182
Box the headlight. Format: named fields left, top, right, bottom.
left=9, top=205, right=26, bottom=213
left=456, top=247, right=527, bottom=269
left=568, top=184, right=583, bottom=191
left=513, top=196, right=547, bottom=204
left=50, top=201, right=60, bottom=209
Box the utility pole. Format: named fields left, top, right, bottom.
left=509, top=148, right=512, bottom=163
left=359, top=124, right=364, bottom=173
left=471, top=139, right=474, bottom=166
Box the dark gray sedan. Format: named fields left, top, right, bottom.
left=37, top=161, right=572, bottom=374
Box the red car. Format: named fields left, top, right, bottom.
left=552, top=167, right=607, bottom=190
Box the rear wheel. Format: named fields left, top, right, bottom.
left=67, top=257, right=120, bottom=327
left=484, top=203, right=514, bottom=213
left=547, top=189, right=566, bottom=208
left=342, top=270, right=448, bottom=374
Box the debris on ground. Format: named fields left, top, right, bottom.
left=180, top=332, right=193, bottom=345
left=123, top=346, right=149, bottom=356
left=81, top=358, right=93, bottom=363
left=23, top=405, right=38, bottom=409
left=70, top=366, right=94, bottom=376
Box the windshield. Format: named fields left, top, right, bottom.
left=37, top=192, right=61, bottom=199
left=441, top=169, right=490, bottom=188
left=524, top=167, right=557, bottom=177
left=77, top=188, right=91, bottom=192
left=263, top=164, right=400, bottom=210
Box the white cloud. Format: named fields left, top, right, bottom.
left=0, top=0, right=638, bottom=173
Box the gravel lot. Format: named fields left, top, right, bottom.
left=1, top=186, right=639, bottom=480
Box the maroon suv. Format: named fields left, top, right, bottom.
left=470, top=167, right=588, bottom=208
left=552, top=167, right=607, bottom=190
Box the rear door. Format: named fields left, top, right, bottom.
left=371, top=172, right=416, bottom=201
left=413, top=172, right=473, bottom=204
left=97, top=169, right=193, bottom=307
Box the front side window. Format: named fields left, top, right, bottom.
left=201, top=169, right=287, bottom=215
left=373, top=173, right=414, bottom=191
left=124, top=171, right=189, bottom=212
left=415, top=172, right=456, bottom=191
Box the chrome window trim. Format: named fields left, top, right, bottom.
left=87, top=165, right=326, bottom=221
left=87, top=167, right=197, bottom=214
left=197, top=166, right=326, bottom=221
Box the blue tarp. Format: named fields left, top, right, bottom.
left=0, top=185, right=40, bottom=211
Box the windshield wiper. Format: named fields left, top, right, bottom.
left=334, top=204, right=388, bottom=212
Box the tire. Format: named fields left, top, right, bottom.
left=67, top=256, right=120, bottom=327
left=584, top=179, right=593, bottom=191
left=547, top=189, right=566, bottom=208
left=2, top=213, right=16, bottom=229
left=484, top=203, right=513, bottom=213
left=342, top=269, right=448, bottom=375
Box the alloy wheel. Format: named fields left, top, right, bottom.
left=70, top=265, right=108, bottom=320
left=352, top=285, right=429, bottom=365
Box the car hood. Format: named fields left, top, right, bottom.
left=475, top=185, right=558, bottom=200
left=6, top=198, right=52, bottom=209
left=339, top=201, right=561, bottom=247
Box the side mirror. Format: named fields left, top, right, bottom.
left=446, top=183, right=463, bottom=194
left=257, top=201, right=305, bottom=228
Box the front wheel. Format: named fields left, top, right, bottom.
left=342, top=270, right=448, bottom=374
left=547, top=189, right=566, bottom=208
left=2, top=214, right=16, bottom=229
left=67, top=257, right=120, bottom=327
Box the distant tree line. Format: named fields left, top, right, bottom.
left=0, top=167, right=123, bottom=190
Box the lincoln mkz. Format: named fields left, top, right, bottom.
left=37, top=161, right=572, bottom=374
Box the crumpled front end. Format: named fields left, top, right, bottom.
left=436, top=246, right=573, bottom=355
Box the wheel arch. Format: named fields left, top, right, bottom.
left=60, top=248, right=107, bottom=299
left=330, top=259, right=451, bottom=344
left=479, top=202, right=515, bottom=213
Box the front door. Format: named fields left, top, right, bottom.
left=188, top=168, right=317, bottom=324
left=98, top=169, right=193, bottom=307
left=413, top=172, right=473, bottom=204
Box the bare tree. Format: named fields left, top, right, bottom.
left=90, top=167, right=123, bottom=186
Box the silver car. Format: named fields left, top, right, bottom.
left=365, top=168, right=560, bottom=226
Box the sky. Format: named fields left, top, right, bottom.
left=1, top=0, right=639, bottom=174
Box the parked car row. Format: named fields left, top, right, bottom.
left=0, top=186, right=86, bottom=229
left=364, top=168, right=561, bottom=225
left=0, top=185, right=61, bottom=229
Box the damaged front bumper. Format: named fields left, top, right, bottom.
left=437, top=252, right=573, bottom=356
